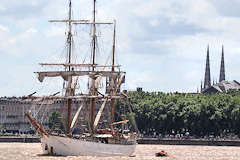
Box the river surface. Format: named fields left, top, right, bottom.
left=0, top=143, right=240, bottom=160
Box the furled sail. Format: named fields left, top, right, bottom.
left=95, top=56, right=110, bottom=88
left=93, top=98, right=108, bottom=129
left=113, top=74, right=126, bottom=95
left=70, top=104, right=83, bottom=130
left=35, top=71, right=124, bottom=82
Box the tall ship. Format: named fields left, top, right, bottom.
left=25, top=0, right=137, bottom=157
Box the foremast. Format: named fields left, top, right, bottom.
left=90, top=0, right=97, bottom=135
left=48, top=0, right=88, bottom=135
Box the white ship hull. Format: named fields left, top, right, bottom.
left=40, top=135, right=136, bottom=156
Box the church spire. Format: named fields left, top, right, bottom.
left=219, top=45, right=225, bottom=82
left=204, top=45, right=211, bottom=89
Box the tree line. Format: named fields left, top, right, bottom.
left=116, top=90, right=240, bottom=137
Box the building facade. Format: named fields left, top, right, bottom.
left=0, top=97, right=110, bottom=133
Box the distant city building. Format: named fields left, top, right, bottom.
left=0, top=97, right=109, bottom=133
left=202, top=80, right=240, bottom=94
left=201, top=45, right=240, bottom=93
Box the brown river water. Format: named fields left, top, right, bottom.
left=0, top=143, right=239, bottom=160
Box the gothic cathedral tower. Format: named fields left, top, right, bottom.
left=204, top=45, right=211, bottom=89
left=219, top=45, right=225, bottom=82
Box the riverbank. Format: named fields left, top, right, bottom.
left=1, top=136, right=240, bottom=146
left=0, top=136, right=40, bottom=143
left=138, top=138, right=240, bottom=146
left=0, top=143, right=240, bottom=160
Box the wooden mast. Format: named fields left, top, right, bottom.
left=66, top=0, right=73, bottom=135
left=110, top=21, right=116, bottom=131
left=111, top=20, right=116, bottom=72
left=90, top=0, right=97, bottom=134
left=92, top=0, right=97, bottom=66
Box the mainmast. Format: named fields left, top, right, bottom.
left=66, top=0, right=73, bottom=135
left=67, top=0, right=73, bottom=68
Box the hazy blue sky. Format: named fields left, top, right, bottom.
left=1, top=0, right=240, bottom=96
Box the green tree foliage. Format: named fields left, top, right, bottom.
left=0, top=125, right=4, bottom=131
left=48, top=111, right=65, bottom=131
left=115, top=90, right=240, bottom=137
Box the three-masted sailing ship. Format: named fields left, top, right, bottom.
left=25, top=0, right=137, bottom=156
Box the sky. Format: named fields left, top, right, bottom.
left=1, top=0, right=240, bottom=97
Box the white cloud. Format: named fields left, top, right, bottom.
left=0, top=27, right=38, bottom=56
left=0, top=24, right=9, bottom=32
left=1, top=0, right=240, bottom=96
left=149, top=19, right=160, bottom=27
left=46, top=25, right=65, bottom=37
left=0, top=5, right=6, bottom=12
left=19, top=28, right=38, bottom=39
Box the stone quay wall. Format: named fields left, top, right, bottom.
left=137, top=138, right=240, bottom=146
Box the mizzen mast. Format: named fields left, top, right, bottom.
left=112, top=20, right=116, bottom=72
left=110, top=21, right=116, bottom=131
